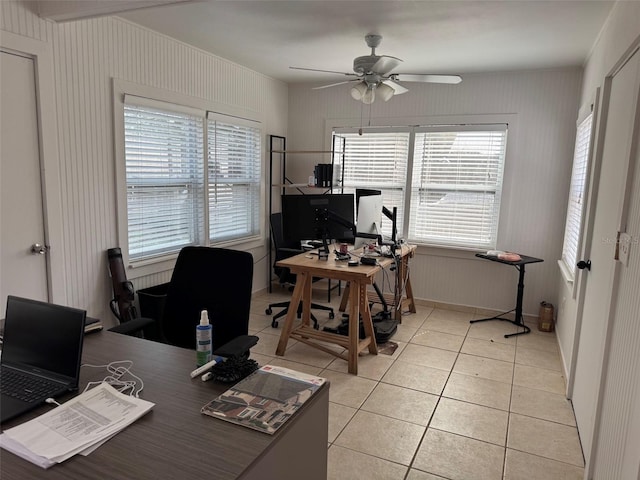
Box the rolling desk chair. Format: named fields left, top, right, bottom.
left=108, top=247, right=259, bottom=381
left=266, top=212, right=334, bottom=329
left=161, top=246, right=254, bottom=352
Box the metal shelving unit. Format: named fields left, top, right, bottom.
left=267, top=134, right=346, bottom=294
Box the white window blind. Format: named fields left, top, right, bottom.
left=336, top=130, right=410, bottom=236
left=207, top=116, right=261, bottom=243
left=561, top=112, right=594, bottom=278
left=409, top=126, right=507, bottom=249
left=124, top=102, right=205, bottom=261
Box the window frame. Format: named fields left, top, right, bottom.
left=558, top=95, right=599, bottom=293
left=114, top=80, right=265, bottom=278
left=330, top=114, right=515, bottom=252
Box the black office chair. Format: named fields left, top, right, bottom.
left=265, top=212, right=334, bottom=329
left=109, top=247, right=257, bottom=361
left=159, top=246, right=254, bottom=353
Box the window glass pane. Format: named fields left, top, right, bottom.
left=410, top=128, right=507, bottom=249
left=124, top=103, right=204, bottom=261
left=335, top=131, right=409, bottom=237
left=208, top=120, right=261, bottom=243
left=561, top=113, right=593, bottom=277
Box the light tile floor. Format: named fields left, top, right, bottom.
left=249, top=288, right=584, bottom=480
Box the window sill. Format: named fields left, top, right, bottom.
left=126, top=236, right=265, bottom=279
left=412, top=243, right=485, bottom=261
left=557, top=259, right=575, bottom=285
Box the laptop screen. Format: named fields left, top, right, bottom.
left=2, top=296, right=86, bottom=384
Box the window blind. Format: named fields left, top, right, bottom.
left=124, top=103, right=205, bottom=261
left=207, top=117, right=261, bottom=243
left=409, top=126, right=507, bottom=249
left=561, top=112, right=593, bottom=278
left=336, top=131, right=409, bottom=236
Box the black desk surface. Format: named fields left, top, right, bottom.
left=0, top=331, right=329, bottom=479
left=475, top=253, right=544, bottom=266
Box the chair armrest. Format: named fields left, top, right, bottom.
left=213, top=335, right=259, bottom=358
left=108, top=316, right=156, bottom=336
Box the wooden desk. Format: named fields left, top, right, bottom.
left=1, top=332, right=329, bottom=480
left=275, top=244, right=416, bottom=374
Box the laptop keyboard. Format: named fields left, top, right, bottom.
left=1, top=368, right=62, bottom=403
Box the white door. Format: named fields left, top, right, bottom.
left=571, top=49, right=640, bottom=468
left=0, top=49, right=49, bottom=317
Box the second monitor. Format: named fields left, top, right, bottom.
left=281, top=194, right=355, bottom=244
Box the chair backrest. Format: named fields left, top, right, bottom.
left=270, top=212, right=300, bottom=256
left=161, top=246, right=253, bottom=352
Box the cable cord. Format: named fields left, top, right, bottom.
left=81, top=360, right=144, bottom=398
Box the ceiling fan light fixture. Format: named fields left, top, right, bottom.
left=377, top=83, right=395, bottom=102
left=350, top=81, right=367, bottom=100
left=362, top=86, right=375, bottom=104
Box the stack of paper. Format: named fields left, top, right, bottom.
left=0, top=383, right=154, bottom=469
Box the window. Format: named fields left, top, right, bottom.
left=123, top=96, right=261, bottom=264
left=339, top=131, right=409, bottom=237
left=207, top=114, right=261, bottom=243
left=411, top=126, right=507, bottom=248
left=560, top=110, right=594, bottom=281
left=336, top=124, right=508, bottom=250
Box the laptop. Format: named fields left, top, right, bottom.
left=1, top=296, right=86, bottom=424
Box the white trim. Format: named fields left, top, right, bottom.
left=0, top=31, right=66, bottom=304
left=557, top=259, right=575, bottom=285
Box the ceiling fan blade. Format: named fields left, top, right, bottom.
left=393, top=74, right=462, bottom=84
left=371, top=55, right=402, bottom=75
left=382, top=79, right=408, bottom=95
left=290, top=66, right=359, bottom=77
left=312, top=80, right=360, bottom=90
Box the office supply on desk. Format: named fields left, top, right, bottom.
left=84, top=317, right=103, bottom=334
left=471, top=253, right=544, bottom=337
left=201, top=365, right=325, bottom=435
left=1, top=332, right=330, bottom=480
left=0, top=383, right=154, bottom=469
left=266, top=212, right=335, bottom=329
left=0, top=296, right=86, bottom=424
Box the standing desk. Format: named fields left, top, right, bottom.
left=471, top=253, right=544, bottom=338
left=275, top=244, right=416, bottom=374
left=0, top=332, right=329, bottom=480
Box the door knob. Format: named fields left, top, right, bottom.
left=31, top=243, right=49, bottom=255
left=577, top=259, right=591, bottom=271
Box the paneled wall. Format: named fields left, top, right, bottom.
left=288, top=68, right=582, bottom=316
left=1, top=1, right=288, bottom=324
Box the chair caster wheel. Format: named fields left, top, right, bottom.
left=271, top=321, right=278, bottom=328
left=265, top=307, right=272, bottom=315
left=329, top=312, right=335, bottom=319
left=313, top=323, right=320, bottom=330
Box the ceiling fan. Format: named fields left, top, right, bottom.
left=290, top=34, right=462, bottom=104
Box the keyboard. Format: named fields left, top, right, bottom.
left=1, top=368, right=62, bottom=403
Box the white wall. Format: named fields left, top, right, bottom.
left=1, top=1, right=288, bottom=325
left=288, top=68, right=582, bottom=317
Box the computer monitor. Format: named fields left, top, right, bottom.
left=354, top=193, right=383, bottom=250
left=281, top=194, right=355, bottom=244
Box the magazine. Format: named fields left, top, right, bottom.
left=201, top=365, right=326, bottom=435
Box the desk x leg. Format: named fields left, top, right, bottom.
left=470, top=264, right=531, bottom=338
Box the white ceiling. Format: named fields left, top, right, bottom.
left=116, top=0, right=614, bottom=83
